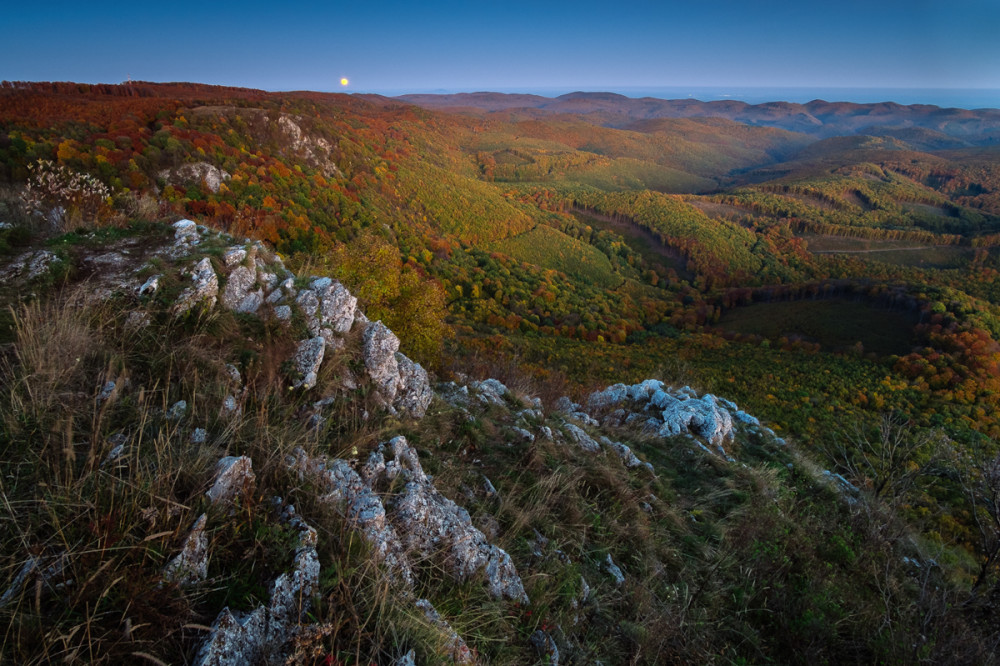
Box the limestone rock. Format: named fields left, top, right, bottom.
left=221, top=265, right=263, bottom=314
left=195, top=507, right=320, bottom=666
left=0, top=249, right=61, bottom=282
left=167, top=400, right=187, bottom=421
left=173, top=219, right=199, bottom=242
left=374, top=437, right=529, bottom=603
left=292, top=437, right=528, bottom=603
left=317, top=281, right=357, bottom=334
left=531, top=630, right=560, bottom=666
left=138, top=274, right=160, bottom=296
left=363, top=321, right=401, bottom=403
left=206, top=456, right=255, bottom=506
left=159, top=162, right=231, bottom=194
left=173, top=257, right=218, bottom=315
left=222, top=246, right=247, bottom=267
left=292, top=337, right=326, bottom=390
left=395, top=650, right=417, bottom=666
left=604, top=553, right=625, bottom=586
left=563, top=423, right=601, bottom=453
left=415, top=599, right=477, bottom=665
left=599, top=436, right=652, bottom=471
left=658, top=393, right=734, bottom=448
left=395, top=353, right=432, bottom=418
left=470, top=378, right=509, bottom=406
left=162, top=514, right=209, bottom=586
left=290, top=448, right=414, bottom=587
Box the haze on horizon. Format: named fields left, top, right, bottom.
left=3, top=0, right=998, bottom=105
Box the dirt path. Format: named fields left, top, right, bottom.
left=810, top=246, right=936, bottom=254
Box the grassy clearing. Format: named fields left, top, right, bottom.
left=570, top=208, right=693, bottom=280
left=716, top=298, right=919, bottom=356
left=492, top=224, right=622, bottom=289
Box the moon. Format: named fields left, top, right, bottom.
left=340, top=77, right=349, bottom=86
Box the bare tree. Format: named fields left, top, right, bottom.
left=828, top=412, right=945, bottom=505
left=957, top=447, right=1000, bottom=595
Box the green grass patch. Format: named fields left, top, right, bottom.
left=492, top=225, right=622, bottom=289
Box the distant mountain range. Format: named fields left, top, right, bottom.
left=387, top=91, right=1000, bottom=147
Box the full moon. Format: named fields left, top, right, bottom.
left=340, top=78, right=349, bottom=86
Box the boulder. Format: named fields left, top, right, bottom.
left=395, top=353, right=432, bottom=418
left=563, top=423, right=601, bottom=453
left=531, top=630, right=560, bottom=666
left=292, top=337, right=326, bottom=390
left=221, top=265, right=263, bottom=314
left=362, top=321, right=401, bottom=403
left=162, top=514, right=209, bottom=586
left=415, top=599, right=476, bottom=665
left=205, top=456, right=255, bottom=506
left=173, top=257, right=218, bottom=315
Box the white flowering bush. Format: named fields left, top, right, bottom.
left=20, top=159, right=112, bottom=230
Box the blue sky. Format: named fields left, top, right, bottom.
left=3, top=0, right=998, bottom=95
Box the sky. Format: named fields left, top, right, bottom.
left=3, top=0, right=999, bottom=100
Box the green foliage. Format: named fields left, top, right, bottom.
left=492, top=224, right=621, bottom=289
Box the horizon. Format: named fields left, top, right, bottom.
left=8, top=79, right=1000, bottom=111
left=3, top=1, right=997, bottom=106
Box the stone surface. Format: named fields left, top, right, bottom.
left=290, top=448, right=415, bottom=587
left=138, top=274, right=160, bottom=296
left=292, top=337, right=326, bottom=390
left=363, top=321, right=401, bottom=403
left=206, top=456, right=255, bottom=505
left=604, top=553, right=625, bottom=586
left=160, top=162, right=231, bottom=194
left=221, top=265, right=263, bottom=314
left=317, top=281, right=357, bottom=334
left=563, top=423, right=601, bottom=453
left=395, top=353, right=433, bottom=418
left=531, top=629, right=560, bottom=666
left=222, top=246, right=247, bottom=267
left=415, top=598, right=477, bottom=665
left=471, top=378, right=509, bottom=406
left=394, top=649, right=417, bottom=666
left=293, top=437, right=528, bottom=603
left=173, top=257, right=218, bottom=315
left=162, top=514, right=209, bottom=586
left=195, top=506, right=320, bottom=666
left=167, top=400, right=187, bottom=421
left=0, top=250, right=61, bottom=282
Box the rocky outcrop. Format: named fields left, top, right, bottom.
left=0, top=249, right=61, bottom=281
left=292, top=337, right=326, bottom=390
left=291, top=436, right=528, bottom=604
left=173, top=257, right=219, bottom=315
left=362, top=322, right=433, bottom=418
left=158, top=162, right=231, bottom=194
left=162, top=514, right=209, bottom=586
left=290, top=447, right=415, bottom=586
left=195, top=505, right=320, bottom=666
left=586, top=380, right=775, bottom=458
left=205, top=456, right=255, bottom=506
left=163, top=223, right=431, bottom=416
left=415, top=598, right=477, bottom=665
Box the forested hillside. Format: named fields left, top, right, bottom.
left=3, top=80, right=1000, bottom=662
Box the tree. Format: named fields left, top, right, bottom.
left=829, top=412, right=945, bottom=504
left=957, top=445, right=1000, bottom=595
